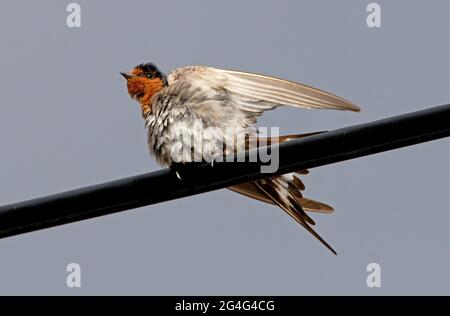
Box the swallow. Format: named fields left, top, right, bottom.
left=121, top=63, right=360, bottom=254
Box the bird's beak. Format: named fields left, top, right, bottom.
left=120, top=72, right=135, bottom=80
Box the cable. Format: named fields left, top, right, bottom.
left=0, top=103, right=449, bottom=239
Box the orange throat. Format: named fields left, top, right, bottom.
left=127, top=76, right=165, bottom=116
left=139, top=79, right=164, bottom=116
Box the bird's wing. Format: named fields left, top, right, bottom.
left=167, top=66, right=360, bottom=126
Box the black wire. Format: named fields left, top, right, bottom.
left=0, top=103, right=449, bottom=239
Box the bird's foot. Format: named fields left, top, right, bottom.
left=170, top=162, right=186, bottom=181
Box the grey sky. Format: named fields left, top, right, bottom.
left=0, top=0, right=449, bottom=295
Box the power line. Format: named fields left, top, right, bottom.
left=0, top=103, right=449, bottom=239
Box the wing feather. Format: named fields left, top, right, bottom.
left=218, top=68, right=360, bottom=112
left=167, top=66, right=360, bottom=127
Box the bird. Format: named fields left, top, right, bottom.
left=121, top=63, right=360, bottom=254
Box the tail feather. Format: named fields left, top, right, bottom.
left=229, top=174, right=334, bottom=213
left=300, top=197, right=334, bottom=213
left=229, top=171, right=336, bottom=254
left=228, top=131, right=337, bottom=254
left=254, top=178, right=336, bottom=255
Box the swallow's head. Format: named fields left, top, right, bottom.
left=121, top=63, right=167, bottom=114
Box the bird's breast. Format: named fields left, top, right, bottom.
left=143, top=85, right=249, bottom=166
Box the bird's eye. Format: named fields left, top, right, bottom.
left=147, top=73, right=153, bottom=78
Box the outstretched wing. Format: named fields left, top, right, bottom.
left=168, top=66, right=360, bottom=126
